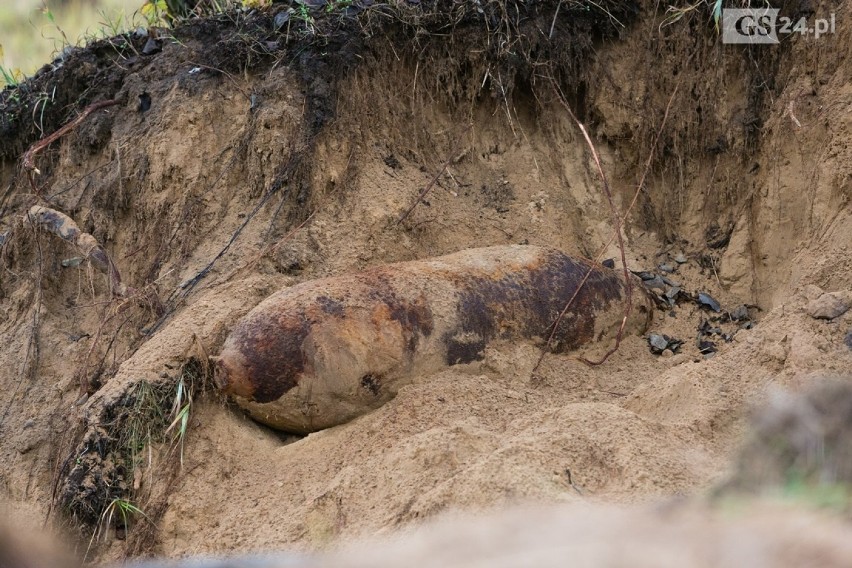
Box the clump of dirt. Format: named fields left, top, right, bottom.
left=0, top=0, right=850, bottom=562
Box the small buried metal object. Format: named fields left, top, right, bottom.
left=216, top=246, right=652, bottom=433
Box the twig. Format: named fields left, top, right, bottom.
left=185, top=62, right=252, bottom=102
left=148, top=188, right=277, bottom=335
left=575, top=75, right=681, bottom=267
left=22, top=99, right=120, bottom=195
left=534, top=76, right=632, bottom=368
left=76, top=299, right=130, bottom=394
left=564, top=468, right=584, bottom=495
left=47, top=160, right=114, bottom=201
left=549, top=0, right=562, bottom=39
left=533, top=75, right=680, bottom=372
left=396, top=127, right=469, bottom=225
left=224, top=211, right=315, bottom=281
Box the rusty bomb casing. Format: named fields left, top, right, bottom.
left=215, top=245, right=651, bottom=433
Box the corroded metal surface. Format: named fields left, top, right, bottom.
left=216, top=246, right=651, bottom=433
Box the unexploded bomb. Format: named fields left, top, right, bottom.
left=215, top=245, right=651, bottom=433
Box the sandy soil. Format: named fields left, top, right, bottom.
left=0, top=0, right=850, bottom=562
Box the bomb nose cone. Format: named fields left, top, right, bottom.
left=213, top=351, right=254, bottom=399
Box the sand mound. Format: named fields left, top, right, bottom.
left=0, top=0, right=850, bottom=561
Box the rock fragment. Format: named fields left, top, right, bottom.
left=806, top=293, right=849, bottom=320
left=697, top=292, right=721, bottom=312
left=730, top=305, right=750, bottom=321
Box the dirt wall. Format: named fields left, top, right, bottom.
left=0, top=0, right=850, bottom=561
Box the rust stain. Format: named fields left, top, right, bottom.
left=362, top=275, right=435, bottom=355
left=316, top=295, right=345, bottom=316
left=441, top=251, right=623, bottom=364
left=221, top=310, right=311, bottom=403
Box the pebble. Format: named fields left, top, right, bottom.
left=644, top=275, right=666, bottom=291
left=806, top=293, right=850, bottom=320
left=274, top=10, right=292, bottom=29
left=674, top=253, right=687, bottom=264
left=697, top=292, right=721, bottom=312
left=669, top=353, right=690, bottom=366
left=730, top=305, right=750, bottom=321
left=846, top=329, right=852, bottom=350
left=648, top=334, right=669, bottom=353
left=660, top=349, right=674, bottom=358
left=142, top=37, right=162, bottom=56
left=658, top=263, right=676, bottom=273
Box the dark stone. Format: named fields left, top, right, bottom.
left=383, top=154, right=401, bottom=169
left=643, top=275, right=666, bottom=291
left=274, top=9, right=292, bottom=29
left=142, top=37, right=162, bottom=56
left=705, top=222, right=733, bottom=249
left=730, top=305, right=750, bottom=321
left=648, top=334, right=669, bottom=353
left=697, top=292, right=721, bottom=312
left=138, top=92, right=151, bottom=113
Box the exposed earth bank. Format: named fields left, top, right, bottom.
left=0, top=0, right=850, bottom=562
